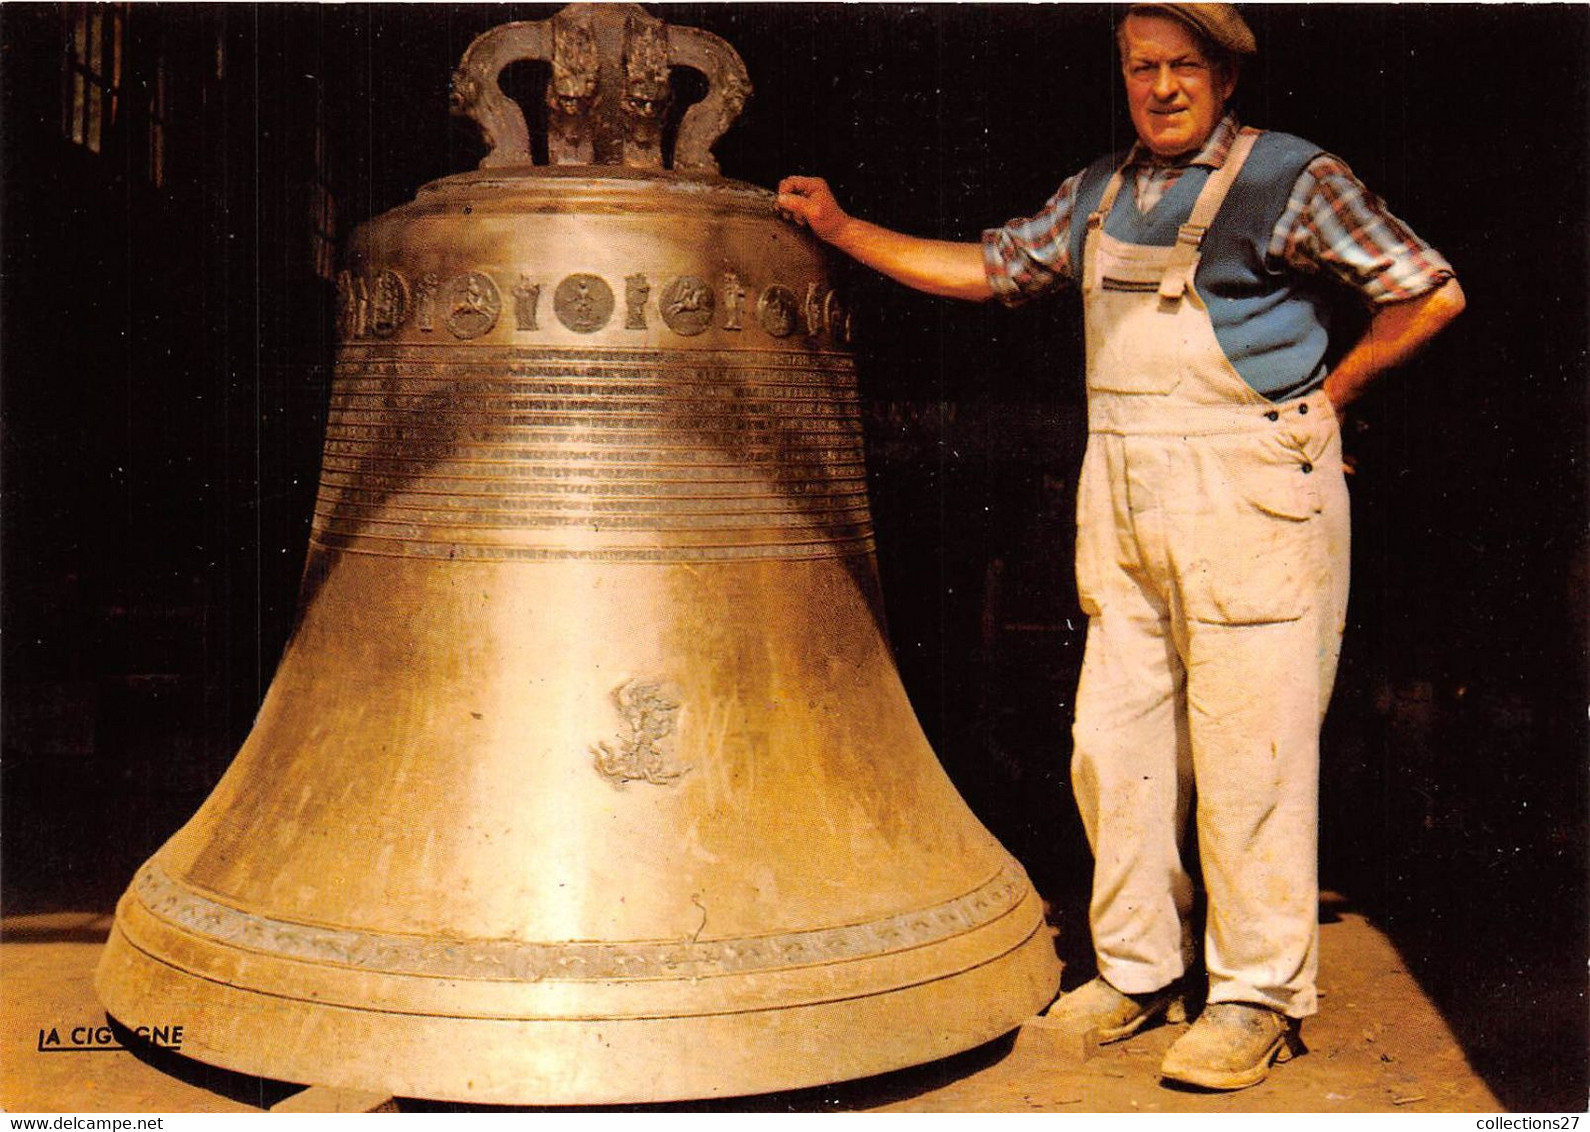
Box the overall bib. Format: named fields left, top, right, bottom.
left=1071, top=130, right=1350, bottom=1018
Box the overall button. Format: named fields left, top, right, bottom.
left=1301, top=462, right=1314, bottom=474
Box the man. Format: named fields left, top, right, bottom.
left=777, top=3, right=1464, bottom=1091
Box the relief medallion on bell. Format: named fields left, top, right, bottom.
left=756, top=284, right=800, bottom=338
left=444, top=271, right=502, bottom=339
left=659, top=275, right=716, bottom=337
left=554, top=273, right=616, bottom=333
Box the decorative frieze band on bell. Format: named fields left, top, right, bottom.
left=336, top=267, right=856, bottom=344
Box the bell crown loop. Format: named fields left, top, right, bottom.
left=450, top=3, right=751, bottom=175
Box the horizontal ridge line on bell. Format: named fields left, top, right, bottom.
left=317, top=444, right=866, bottom=464
left=330, top=369, right=860, bottom=388
left=109, top=927, right=1046, bottom=1024
left=313, top=478, right=873, bottom=497
left=304, top=534, right=879, bottom=562
left=316, top=457, right=869, bottom=479
left=324, top=397, right=864, bottom=416
left=315, top=466, right=870, bottom=490
left=329, top=369, right=859, bottom=387
left=318, top=440, right=867, bottom=455
left=326, top=399, right=863, bottom=417
left=322, top=415, right=864, bottom=432
left=322, top=408, right=863, bottom=427
left=308, top=510, right=876, bottom=533
left=323, top=408, right=862, bottom=427
left=312, top=484, right=873, bottom=509
left=310, top=489, right=875, bottom=513
left=321, top=424, right=864, bottom=440
left=303, top=521, right=877, bottom=540
left=127, top=863, right=1028, bottom=988
left=335, top=345, right=858, bottom=367
left=320, top=428, right=866, bottom=448
left=319, top=440, right=867, bottom=457
left=309, top=513, right=877, bottom=536
left=334, top=363, right=859, bottom=379
left=315, top=473, right=870, bottom=493
left=326, top=367, right=861, bottom=387
left=320, top=430, right=866, bottom=449
left=317, top=446, right=869, bottom=467
left=312, top=488, right=873, bottom=508
left=110, top=922, right=1047, bottom=1026
left=336, top=342, right=857, bottom=359
left=131, top=860, right=1024, bottom=954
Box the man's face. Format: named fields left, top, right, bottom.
left=1121, top=13, right=1236, bottom=158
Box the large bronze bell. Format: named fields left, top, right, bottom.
left=96, top=4, right=1059, bottom=1104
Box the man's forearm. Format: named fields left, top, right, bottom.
left=825, top=217, right=995, bottom=302
left=776, top=175, right=994, bottom=302
left=1323, top=277, right=1466, bottom=414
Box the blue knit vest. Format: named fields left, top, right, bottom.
left=1070, top=131, right=1329, bottom=402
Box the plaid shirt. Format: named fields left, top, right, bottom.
left=983, top=115, right=1455, bottom=307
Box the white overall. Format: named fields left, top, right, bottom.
left=1071, top=130, right=1350, bottom=1019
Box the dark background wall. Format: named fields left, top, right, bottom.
left=3, top=2, right=1585, bottom=1110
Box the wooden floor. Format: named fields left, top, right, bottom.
left=2, top=897, right=1502, bottom=1114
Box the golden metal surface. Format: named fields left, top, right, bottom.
left=96, top=4, right=1059, bottom=1104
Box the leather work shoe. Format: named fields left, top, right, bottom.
left=1159, top=1002, right=1306, bottom=1090
left=1042, top=976, right=1183, bottom=1044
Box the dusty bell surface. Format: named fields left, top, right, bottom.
left=95, top=3, right=1061, bottom=1105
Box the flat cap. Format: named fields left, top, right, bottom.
left=1125, top=3, right=1258, bottom=56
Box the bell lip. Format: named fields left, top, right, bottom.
left=104, top=855, right=1035, bottom=1016
left=94, top=881, right=1060, bottom=1105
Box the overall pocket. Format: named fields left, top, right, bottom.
left=1176, top=433, right=1325, bottom=625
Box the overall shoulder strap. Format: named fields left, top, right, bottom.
left=1158, top=127, right=1261, bottom=301
left=1082, top=164, right=1132, bottom=294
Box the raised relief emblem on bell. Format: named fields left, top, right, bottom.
left=590, top=679, right=689, bottom=787
left=350, top=274, right=371, bottom=338
left=721, top=271, right=746, bottom=330
left=334, top=269, right=357, bottom=339
left=803, top=281, right=825, bottom=337
left=554, top=273, right=615, bottom=333
left=623, top=273, right=650, bottom=329
left=757, top=284, right=799, bottom=337
left=414, top=272, right=440, bottom=332
left=513, top=275, right=542, bottom=331
left=369, top=269, right=410, bottom=338
left=660, top=275, right=715, bottom=336
left=444, top=271, right=501, bottom=339
left=824, top=289, right=854, bottom=345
